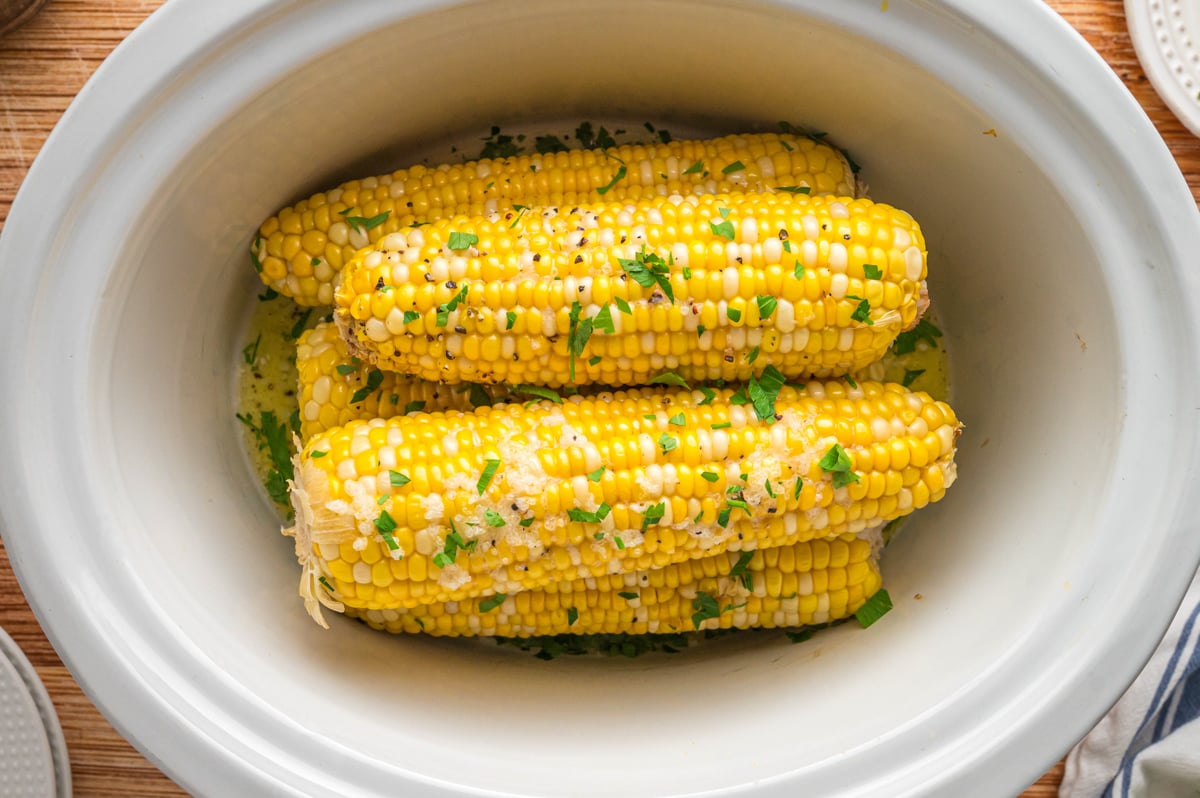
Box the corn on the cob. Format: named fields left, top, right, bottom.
left=285, top=381, right=958, bottom=623
left=335, top=192, right=925, bottom=386
left=296, top=322, right=513, bottom=441
left=254, top=132, right=858, bottom=306
left=340, top=534, right=883, bottom=636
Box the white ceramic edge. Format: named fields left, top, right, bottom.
left=1125, top=0, right=1200, bottom=137
left=0, top=628, right=70, bottom=798
left=1, top=1, right=1199, bottom=796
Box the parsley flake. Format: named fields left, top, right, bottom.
left=748, top=365, right=787, bottom=422
left=618, top=248, right=674, bottom=303
left=819, top=443, right=860, bottom=488
left=484, top=509, right=506, bottom=527
left=721, top=160, right=746, bottom=174
left=855, top=589, right=893, bottom=628
left=479, top=593, right=507, bottom=613
left=775, top=185, right=812, bottom=194
left=447, top=231, right=478, bottom=251
left=682, top=160, right=704, bottom=175
left=593, top=303, right=615, bottom=334
left=756, top=295, right=778, bottom=319
left=668, top=413, right=686, bottom=426
left=618, top=591, right=638, bottom=601
left=727, top=307, right=742, bottom=322
left=641, top=502, right=666, bottom=531
left=649, top=371, right=689, bottom=389
left=241, top=333, right=261, bottom=366
left=596, top=165, right=627, bottom=195
left=505, top=310, right=517, bottom=330
left=863, top=263, right=883, bottom=280
left=658, top=433, right=678, bottom=454
left=477, top=458, right=501, bottom=494
left=729, top=550, right=755, bottom=590
left=389, top=470, right=411, bottom=488
left=850, top=297, right=873, bottom=325
left=567, top=503, right=612, bottom=524
left=587, top=466, right=606, bottom=482
left=350, top=369, right=384, bottom=404
left=345, top=210, right=390, bottom=233
left=902, top=368, right=926, bottom=388
left=892, top=319, right=943, bottom=355
left=512, top=384, right=562, bottom=403
left=691, top=591, right=721, bottom=629
left=566, top=607, right=579, bottom=625
left=700, top=471, right=720, bottom=483
left=710, top=218, right=736, bottom=240
left=403, top=400, right=426, bottom=414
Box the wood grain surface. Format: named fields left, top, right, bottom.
left=1, top=1, right=1195, bottom=795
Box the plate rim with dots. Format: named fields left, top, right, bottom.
left=1126, top=0, right=1200, bottom=136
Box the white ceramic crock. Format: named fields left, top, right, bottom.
left=2, top=1, right=1199, bottom=795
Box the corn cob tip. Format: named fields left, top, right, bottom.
left=284, top=445, right=346, bottom=628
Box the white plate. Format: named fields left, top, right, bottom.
left=1126, top=0, right=1200, bottom=135
left=0, top=628, right=71, bottom=798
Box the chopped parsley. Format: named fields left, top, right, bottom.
left=468, top=384, right=493, bottom=408
left=345, top=210, right=390, bottom=233
left=241, top=333, right=261, bottom=366
left=484, top=509, right=506, bottom=527
left=534, top=134, right=567, bottom=154
left=512, top=384, right=562, bottom=403
left=508, top=204, right=528, bottom=229
left=819, top=443, right=860, bottom=488
left=727, top=307, right=742, bottom=322
left=850, top=297, right=873, bottom=325
left=709, top=217, right=736, bottom=241
left=729, top=550, right=755, bottom=590
left=477, top=458, right=501, bottom=494
left=567, top=503, right=611, bottom=524
left=746, top=346, right=760, bottom=364
left=402, top=310, right=420, bottom=325
left=566, top=607, right=579, bottom=625
left=658, top=433, right=678, bottom=454
left=764, top=479, right=775, bottom=498
left=793, top=477, right=804, bottom=500
left=649, top=371, right=689, bottom=389
left=389, top=470, right=411, bottom=487
left=902, top=368, right=926, bottom=388
left=618, top=591, right=638, bottom=601
left=288, top=308, right=313, bottom=340
left=701, top=471, right=720, bottom=483
left=863, top=263, right=883, bottom=279
left=478, top=126, right=521, bottom=159
left=682, top=160, right=704, bottom=175
left=335, top=363, right=357, bottom=375
left=479, top=593, right=507, bottom=613
left=698, top=386, right=716, bottom=405
left=374, top=510, right=400, bottom=552
left=236, top=410, right=297, bottom=507
left=855, top=589, right=893, bottom=628
left=593, top=303, right=615, bottom=334
left=587, top=466, right=606, bottom=482
left=711, top=421, right=732, bottom=430
left=748, top=365, right=787, bottom=422
left=435, top=284, right=470, bottom=327
left=756, top=295, right=778, bottom=319
left=614, top=536, right=626, bottom=550
left=691, top=591, right=721, bottom=629
left=350, top=369, right=384, bottom=404
left=618, top=248, right=674, bottom=303
left=403, top=400, right=426, bottom=414
left=505, top=310, right=517, bottom=330
left=641, top=502, right=666, bottom=531
left=721, top=160, right=746, bottom=174
left=596, top=165, right=627, bottom=195
left=432, top=525, right=474, bottom=568
left=775, top=185, right=811, bottom=194
left=318, top=576, right=337, bottom=594
left=310, top=450, right=327, bottom=458
left=794, top=260, right=806, bottom=279
left=566, top=300, right=594, bottom=381
left=892, top=318, right=943, bottom=355
left=614, top=296, right=632, bottom=315
left=668, top=413, right=686, bottom=427
left=447, top=231, right=478, bottom=251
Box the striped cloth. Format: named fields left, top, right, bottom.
left=1060, top=568, right=1200, bottom=798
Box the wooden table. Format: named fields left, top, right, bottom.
left=1, top=1, right=1195, bottom=795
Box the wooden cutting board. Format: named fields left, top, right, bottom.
left=1, top=1, right=1195, bottom=795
